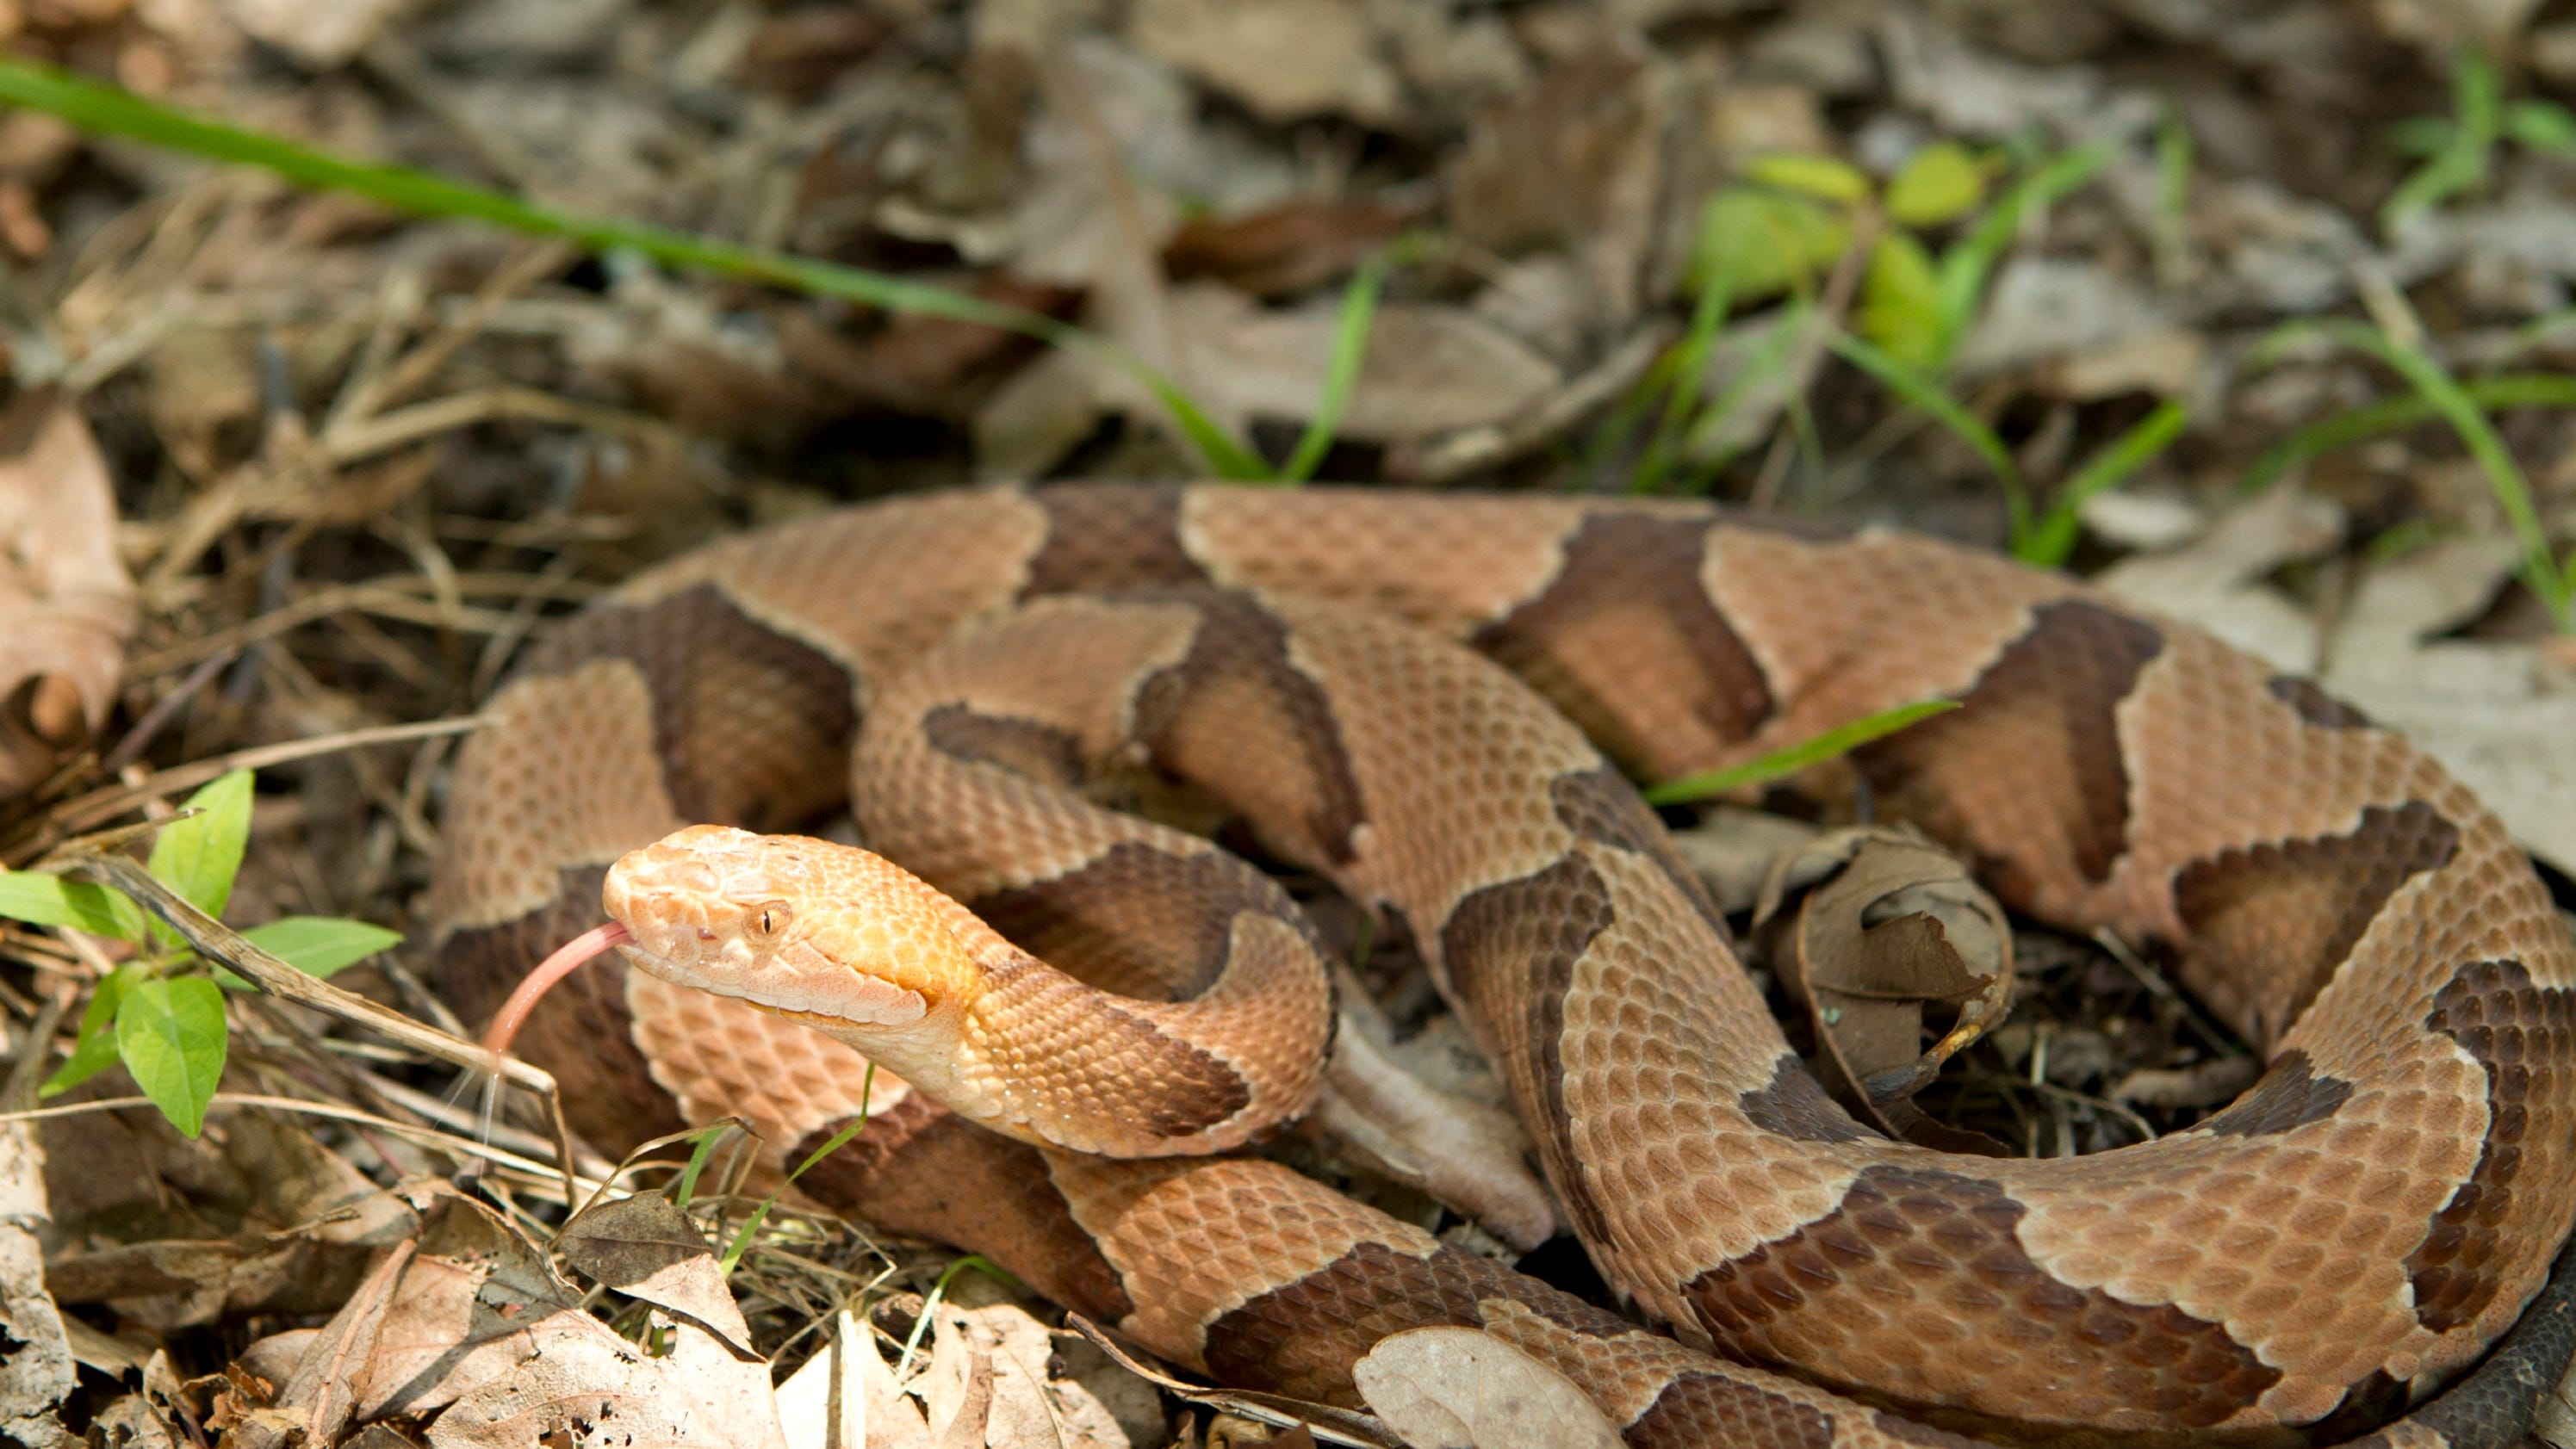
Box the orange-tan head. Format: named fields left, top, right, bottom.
left=601, top=825, right=990, bottom=1032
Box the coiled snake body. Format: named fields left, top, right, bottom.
left=429, top=486, right=2576, bottom=1447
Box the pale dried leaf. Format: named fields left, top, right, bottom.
left=2095, top=486, right=2347, bottom=672
left=1351, top=1328, right=1620, bottom=1449
left=1315, top=1019, right=1553, bottom=1251
left=556, top=1193, right=758, bottom=1359
left=2318, top=540, right=2576, bottom=878
left=916, top=1300, right=1128, bottom=1449
left=0, top=393, right=133, bottom=801
left=422, top=1307, right=708, bottom=1449
left=226, top=0, right=418, bottom=65
left=1129, top=0, right=1403, bottom=125
left=357, top=1191, right=579, bottom=1419
left=230, top=1242, right=417, bottom=1449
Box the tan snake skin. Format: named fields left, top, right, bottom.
left=429, top=485, right=2576, bottom=1447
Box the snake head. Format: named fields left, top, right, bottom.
left=602, top=824, right=984, bottom=1030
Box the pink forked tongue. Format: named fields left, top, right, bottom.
left=483, top=922, right=631, bottom=1062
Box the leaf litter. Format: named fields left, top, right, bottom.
left=0, top=0, right=2571, bottom=1445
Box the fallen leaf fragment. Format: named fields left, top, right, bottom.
left=1351, top=1328, right=1621, bottom=1449
left=917, top=1298, right=1132, bottom=1449
left=556, top=1193, right=759, bottom=1359
left=0, top=392, right=133, bottom=801
left=1755, top=827, right=2014, bottom=1152
left=226, top=1242, right=417, bottom=1449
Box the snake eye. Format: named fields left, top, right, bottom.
left=751, top=902, right=791, bottom=938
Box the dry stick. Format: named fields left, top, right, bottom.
left=40, top=716, right=486, bottom=837
left=55, top=850, right=583, bottom=1210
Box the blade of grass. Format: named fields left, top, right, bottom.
left=1827, top=328, right=2030, bottom=540
left=2260, top=319, right=2571, bottom=626
left=2243, top=372, right=2576, bottom=492
left=1934, top=142, right=2113, bottom=367
left=0, top=54, right=1272, bottom=480
left=717, top=1062, right=873, bottom=1275
left=1277, top=256, right=1387, bottom=484
left=1644, top=700, right=1959, bottom=805
left=1630, top=256, right=1741, bottom=494
left=2020, top=399, right=2188, bottom=567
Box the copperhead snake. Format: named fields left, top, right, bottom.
left=426, top=484, right=2576, bottom=1447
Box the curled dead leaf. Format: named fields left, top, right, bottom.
left=556, top=1193, right=758, bottom=1361
left=0, top=392, right=133, bottom=801
left=1754, top=827, right=2014, bottom=1152
left=1350, top=1328, right=1620, bottom=1449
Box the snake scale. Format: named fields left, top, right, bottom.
left=427, top=485, right=2576, bottom=1447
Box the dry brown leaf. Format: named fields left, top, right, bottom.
left=226, top=1242, right=417, bottom=1449
left=0, top=391, right=133, bottom=801
left=1445, top=53, right=1665, bottom=325
left=1164, top=199, right=1427, bottom=300
left=1350, top=1328, right=1620, bottom=1449
left=355, top=1190, right=578, bottom=1420
left=1755, top=827, right=2014, bottom=1152
left=1128, top=0, right=1402, bottom=126
left=556, top=1193, right=759, bottom=1360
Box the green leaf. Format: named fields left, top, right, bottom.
left=2505, top=99, right=2576, bottom=156
left=233, top=916, right=403, bottom=984
left=2021, top=400, right=2188, bottom=567
left=0, top=53, right=1265, bottom=480
left=0, top=869, right=142, bottom=940
left=41, top=966, right=137, bottom=1097
left=146, top=769, right=253, bottom=923
left=1857, top=232, right=1946, bottom=370
left=1884, top=141, right=1989, bottom=227
left=1278, top=257, right=1387, bottom=484
left=1745, top=152, right=1872, bottom=205
left=1644, top=701, right=1960, bottom=804
left=115, top=975, right=228, bottom=1138
left=1695, top=188, right=1848, bottom=302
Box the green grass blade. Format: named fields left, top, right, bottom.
left=1934, top=142, right=2112, bottom=367
left=1644, top=700, right=1959, bottom=805
left=2243, top=372, right=2576, bottom=493
left=0, top=54, right=1271, bottom=478
left=669, top=1123, right=736, bottom=1211
left=2021, top=399, right=2188, bottom=567
left=717, top=1062, right=873, bottom=1274
left=1828, top=329, right=2029, bottom=538
left=1630, top=257, right=1741, bottom=494
left=2263, top=319, right=2569, bottom=626
left=1276, top=257, right=1387, bottom=484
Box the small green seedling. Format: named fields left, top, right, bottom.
left=2385, top=53, right=2576, bottom=233
left=0, top=769, right=402, bottom=1136
left=1692, top=139, right=2110, bottom=375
